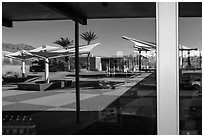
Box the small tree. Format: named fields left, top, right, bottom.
left=80, top=31, right=98, bottom=70
left=53, top=37, right=74, bottom=71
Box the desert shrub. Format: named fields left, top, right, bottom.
left=4, top=71, right=20, bottom=77
left=2, top=58, right=12, bottom=65
left=12, top=59, right=21, bottom=65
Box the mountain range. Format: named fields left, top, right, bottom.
left=2, top=43, right=34, bottom=53
left=2, top=43, right=35, bottom=65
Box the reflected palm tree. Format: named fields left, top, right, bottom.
left=80, top=31, right=98, bottom=70
left=53, top=37, right=74, bottom=71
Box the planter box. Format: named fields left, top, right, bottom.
left=18, top=80, right=72, bottom=91
left=2, top=75, right=39, bottom=83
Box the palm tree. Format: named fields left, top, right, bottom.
left=53, top=37, right=74, bottom=49
left=80, top=31, right=98, bottom=45
left=80, top=31, right=98, bottom=70
left=53, top=37, right=74, bottom=71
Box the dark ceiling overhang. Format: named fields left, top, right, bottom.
left=40, top=2, right=87, bottom=25
left=2, top=2, right=202, bottom=27
left=2, top=18, right=12, bottom=27
left=179, top=2, right=202, bottom=17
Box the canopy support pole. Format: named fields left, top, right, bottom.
left=138, top=50, right=142, bottom=71
left=180, top=51, right=183, bottom=68
left=22, top=60, right=25, bottom=78
left=187, top=50, right=191, bottom=69
left=87, top=52, right=90, bottom=71
left=75, top=21, right=80, bottom=123
left=45, top=58, right=49, bottom=83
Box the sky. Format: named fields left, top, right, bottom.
left=2, top=18, right=202, bottom=57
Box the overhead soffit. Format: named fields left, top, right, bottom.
left=179, top=2, right=202, bottom=17
left=2, top=2, right=202, bottom=25
left=2, top=2, right=67, bottom=21
left=67, top=2, right=156, bottom=19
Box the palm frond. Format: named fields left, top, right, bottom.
left=80, top=31, right=98, bottom=44
left=53, top=37, right=74, bottom=48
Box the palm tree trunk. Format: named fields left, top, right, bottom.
left=87, top=52, right=90, bottom=70
left=139, top=50, right=142, bottom=71
left=68, top=60, right=70, bottom=71
left=65, top=56, right=70, bottom=71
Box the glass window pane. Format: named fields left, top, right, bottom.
left=179, top=2, right=202, bottom=135
left=76, top=17, right=157, bottom=135
left=2, top=2, right=157, bottom=135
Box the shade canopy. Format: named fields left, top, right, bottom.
left=29, top=45, right=64, bottom=59
left=123, top=36, right=199, bottom=52
left=4, top=50, right=35, bottom=60
left=5, top=43, right=100, bottom=60
left=179, top=45, right=198, bottom=51
left=29, top=43, right=100, bottom=59
left=29, top=45, right=61, bottom=52
left=133, top=45, right=151, bottom=51
left=53, top=43, right=100, bottom=53
left=122, top=36, right=156, bottom=52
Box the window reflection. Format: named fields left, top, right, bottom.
left=2, top=18, right=157, bottom=135
left=179, top=17, right=202, bottom=135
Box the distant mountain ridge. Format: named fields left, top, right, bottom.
left=2, top=43, right=34, bottom=52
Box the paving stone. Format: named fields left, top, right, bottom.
left=3, top=92, right=63, bottom=102
left=61, top=95, right=119, bottom=111
left=2, top=103, right=53, bottom=111
left=21, top=93, right=100, bottom=107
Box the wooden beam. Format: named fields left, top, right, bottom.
left=40, top=2, right=87, bottom=25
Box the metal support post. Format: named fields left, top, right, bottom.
left=75, top=21, right=80, bottom=123
left=22, top=60, right=26, bottom=78
left=45, top=58, right=49, bottom=83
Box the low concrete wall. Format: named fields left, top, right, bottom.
left=18, top=80, right=72, bottom=91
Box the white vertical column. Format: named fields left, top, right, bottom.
left=45, top=58, right=49, bottom=83
left=22, top=60, right=25, bottom=78
left=156, top=2, right=179, bottom=135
